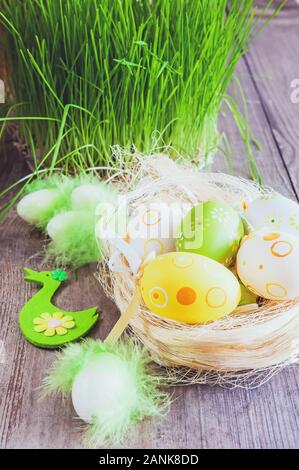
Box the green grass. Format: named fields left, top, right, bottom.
left=0, top=0, right=279, bottom=173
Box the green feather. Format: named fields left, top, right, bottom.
left=46, top=211, right=103, bottom=268
left=43, top=339, right=171, bottom=446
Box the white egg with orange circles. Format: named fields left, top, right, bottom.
left=127, top=203, right=184, bottom=256
left=237, top=229, right=299, bottom=300
left=104, top=202, right=185, bottom=273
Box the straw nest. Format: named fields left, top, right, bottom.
left=97, top=152, right=299, bottom=387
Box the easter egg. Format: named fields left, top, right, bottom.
left=243, top=194, right=299, bottom=237
left=176, top=201, right=244, bottom=266
left=72, top=353, right=136, bottom=423
left=230, top=267, right=258, bottom=306
left=237, top=229, right=299, bottom=300
left=238, top=283, right=258, bottom=306
left=17, top=189, right=60, bottom=225
left=127, top=202, right=184, bottom=257
left=140, top=252, right=240, bottom=324
left=99, top=201, right=186, bottom=274
left=47, top=211, right=82, bottom=242
left=71, top=183, right=116, bottom=211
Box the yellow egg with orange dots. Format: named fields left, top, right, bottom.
left=140, top=252, right=241, bottom=324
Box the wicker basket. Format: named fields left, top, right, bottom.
left=97, top=154, right=299, bottom=386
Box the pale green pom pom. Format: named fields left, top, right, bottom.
left=43, top=339, right=170, bottom=447
left=17, top=189, right=61, bottom=226
left=46, top=210, right=102, bottom=267
left=71, top=183, right=116, bottom=212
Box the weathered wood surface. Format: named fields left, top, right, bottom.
left=0, top=4, right=299, bottom=449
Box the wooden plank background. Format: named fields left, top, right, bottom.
left=0, top=2, right=298, bottom=449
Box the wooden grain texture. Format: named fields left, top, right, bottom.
left=0, top=7, right=299, bottom=449
left=245, top=6, right=299, bottom=198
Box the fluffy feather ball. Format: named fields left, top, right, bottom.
left=43, top=339, right=170, bottom=446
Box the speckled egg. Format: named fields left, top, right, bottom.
left=176, top=201, right=244, bottom=266
left=140, top=252, right=241, bottom=324
left=243, top=194, right=299, bottom=237
left=237, top=228, right=299, bottom=300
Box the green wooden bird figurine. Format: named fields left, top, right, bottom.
left=19, top=267, right=99, bottom=348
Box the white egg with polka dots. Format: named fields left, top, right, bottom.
left=243, top=194, right=299, bottom=237
left=127, top=202, right=184, bottom=257
left=237, top=228, right=299, bottom=300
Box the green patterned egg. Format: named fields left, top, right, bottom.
left=176, top=201, right=244, bottom=266
left=230, top=267, right=258, bottom=306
